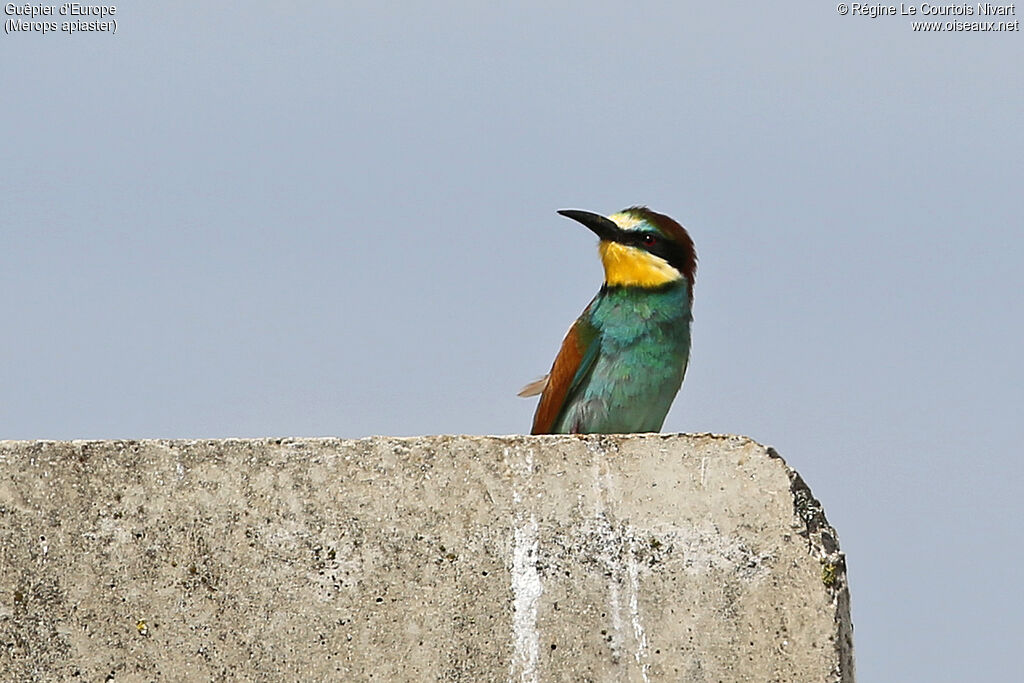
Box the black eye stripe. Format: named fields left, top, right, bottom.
left=624, top=230, right=687, bottom=271
left=632, top=232, right=663, bottom=253
left=630, top=232, right=658, bottom=246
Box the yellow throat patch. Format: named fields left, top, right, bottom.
left=598, top=212, right=682, bottom=288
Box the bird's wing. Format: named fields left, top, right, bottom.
left=517, top=375, right=549, bottom=398
left=530, top=312, right=600, bottom=434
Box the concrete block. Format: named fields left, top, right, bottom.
left=0, top=434, right=853, bottom=681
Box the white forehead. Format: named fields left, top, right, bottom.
left=608, top=212, right=648, bottom=231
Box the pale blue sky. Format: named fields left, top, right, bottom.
left=2, top=3, right=1022, bottom=680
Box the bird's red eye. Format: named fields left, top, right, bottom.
left=642, top=234, right=658, bottom=246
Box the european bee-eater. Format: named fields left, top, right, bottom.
left=519, top=207, right=696, bottom=434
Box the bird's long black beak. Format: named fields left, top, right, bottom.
left=558, top=209, right=620, bottom=241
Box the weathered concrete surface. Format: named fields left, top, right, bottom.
left=0, top=434, right=853, bottom=682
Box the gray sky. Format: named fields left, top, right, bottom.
left=2, top=3, right=1022, bottom=680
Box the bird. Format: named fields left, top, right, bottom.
left=519, top=206, right=696, bottom=434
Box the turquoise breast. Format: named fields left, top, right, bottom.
left=553, top=282, right=692, bottom=434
